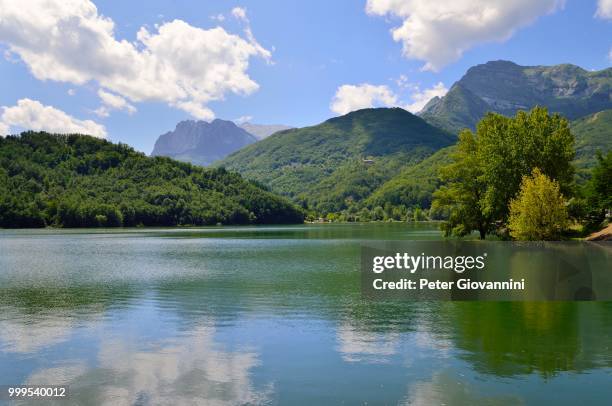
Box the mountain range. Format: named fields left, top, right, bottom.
left=218, top=60, right=610, bottom=215
left=420, top=60, right=611, bottom=134
left=2, top=60, right=609, bottom=227
left=150, top=60, right=610, bottom=217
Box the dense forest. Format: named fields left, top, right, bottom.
left=0, top=132, right=304, bottom=228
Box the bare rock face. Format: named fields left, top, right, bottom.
left=151, top=119, right=257, bottom=166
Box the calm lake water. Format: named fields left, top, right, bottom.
left=1, top=223, right=611, bottom=405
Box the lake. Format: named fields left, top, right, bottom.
left=1, top=223, right=611, bottom=405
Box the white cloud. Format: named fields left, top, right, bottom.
left=596, top=0, right=612, bottom=18
left=232, top=7, right=248, bottom=21
left=172, top=101, right=215, bottom=121
left=331, top=84, right=398, bottom=115
left=404, top=82, right=448, bottom=113
left=234, top=115, right=253, bottom=125
left=92, top=107, right=110, bottom=118
left=1, top=98, right=106, bottom=138
left=67, top=88, right=76, bottom=96
left=366, top=0, right=564, bottom=71
left=330, top=80, right=448, bottom=115
left=211, top=13, right=226, bottom=22
left=95, top=89, right=136, bottom=117
left=396, top=74, right=410, bottom=89
left=0, top=0, right=270, bottom=118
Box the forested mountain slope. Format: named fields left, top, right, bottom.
left=0, top=132, right=303, bottom=227
left=219, top=108, right=455, bottom=213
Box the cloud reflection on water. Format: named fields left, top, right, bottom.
left=22, top=322, right=272, bottom=406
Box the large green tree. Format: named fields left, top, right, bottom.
left=433, top=107, right=575, bottom=239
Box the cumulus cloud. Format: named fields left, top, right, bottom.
left=366, top=0, right=564, bottom=71
left=95, top=89, right=136, bottom=117
left=596, top=0, right=612, bottom=18
left=1, top=99, right=106, bottom=138
left=173, top=101, right=215, bottom=121
left=404, top=82, right=448, bottom=113
left=331, top=84, right=398, bottom=115
left=330, top=80, right=448, bottom=115
left=0, top=0, right=270, bottom=119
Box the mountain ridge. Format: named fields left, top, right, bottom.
left=420, top=60, right=612, bottom=133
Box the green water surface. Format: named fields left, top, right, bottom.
left=0, top=223, right=611, bottom=405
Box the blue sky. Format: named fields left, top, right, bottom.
left=0, top=0, right=610, bottom=153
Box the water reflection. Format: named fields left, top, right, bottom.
left=0, top=315, right=76, bottom=354
left=445, top=302, right=612, bottom=377
left=336, top=321, right=399, bottom=363
left=401, top=370, right=523, bottom=405
left=24, top=322, right=271, bottom=406
left=1, top=225, right=612, bottom=404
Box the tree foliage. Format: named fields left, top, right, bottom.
left=0, top=132, right=304, bottom=228
left=432, top=130, right=492, bottom=239
left=584, top=150, right=612, bottom=225
left=432, top=107, right=575, bottom=239
left=508, top=169, right=569, bottom=240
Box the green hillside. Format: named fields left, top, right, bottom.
left=571, top=109, right=612, bottom=178
left=0, top=132, right=303, bottom=227
left=364, top=146, right=454, bottom=210
left=218, top=108, right=455, bottom=213
left=367, top=108, right=611, bottom=214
